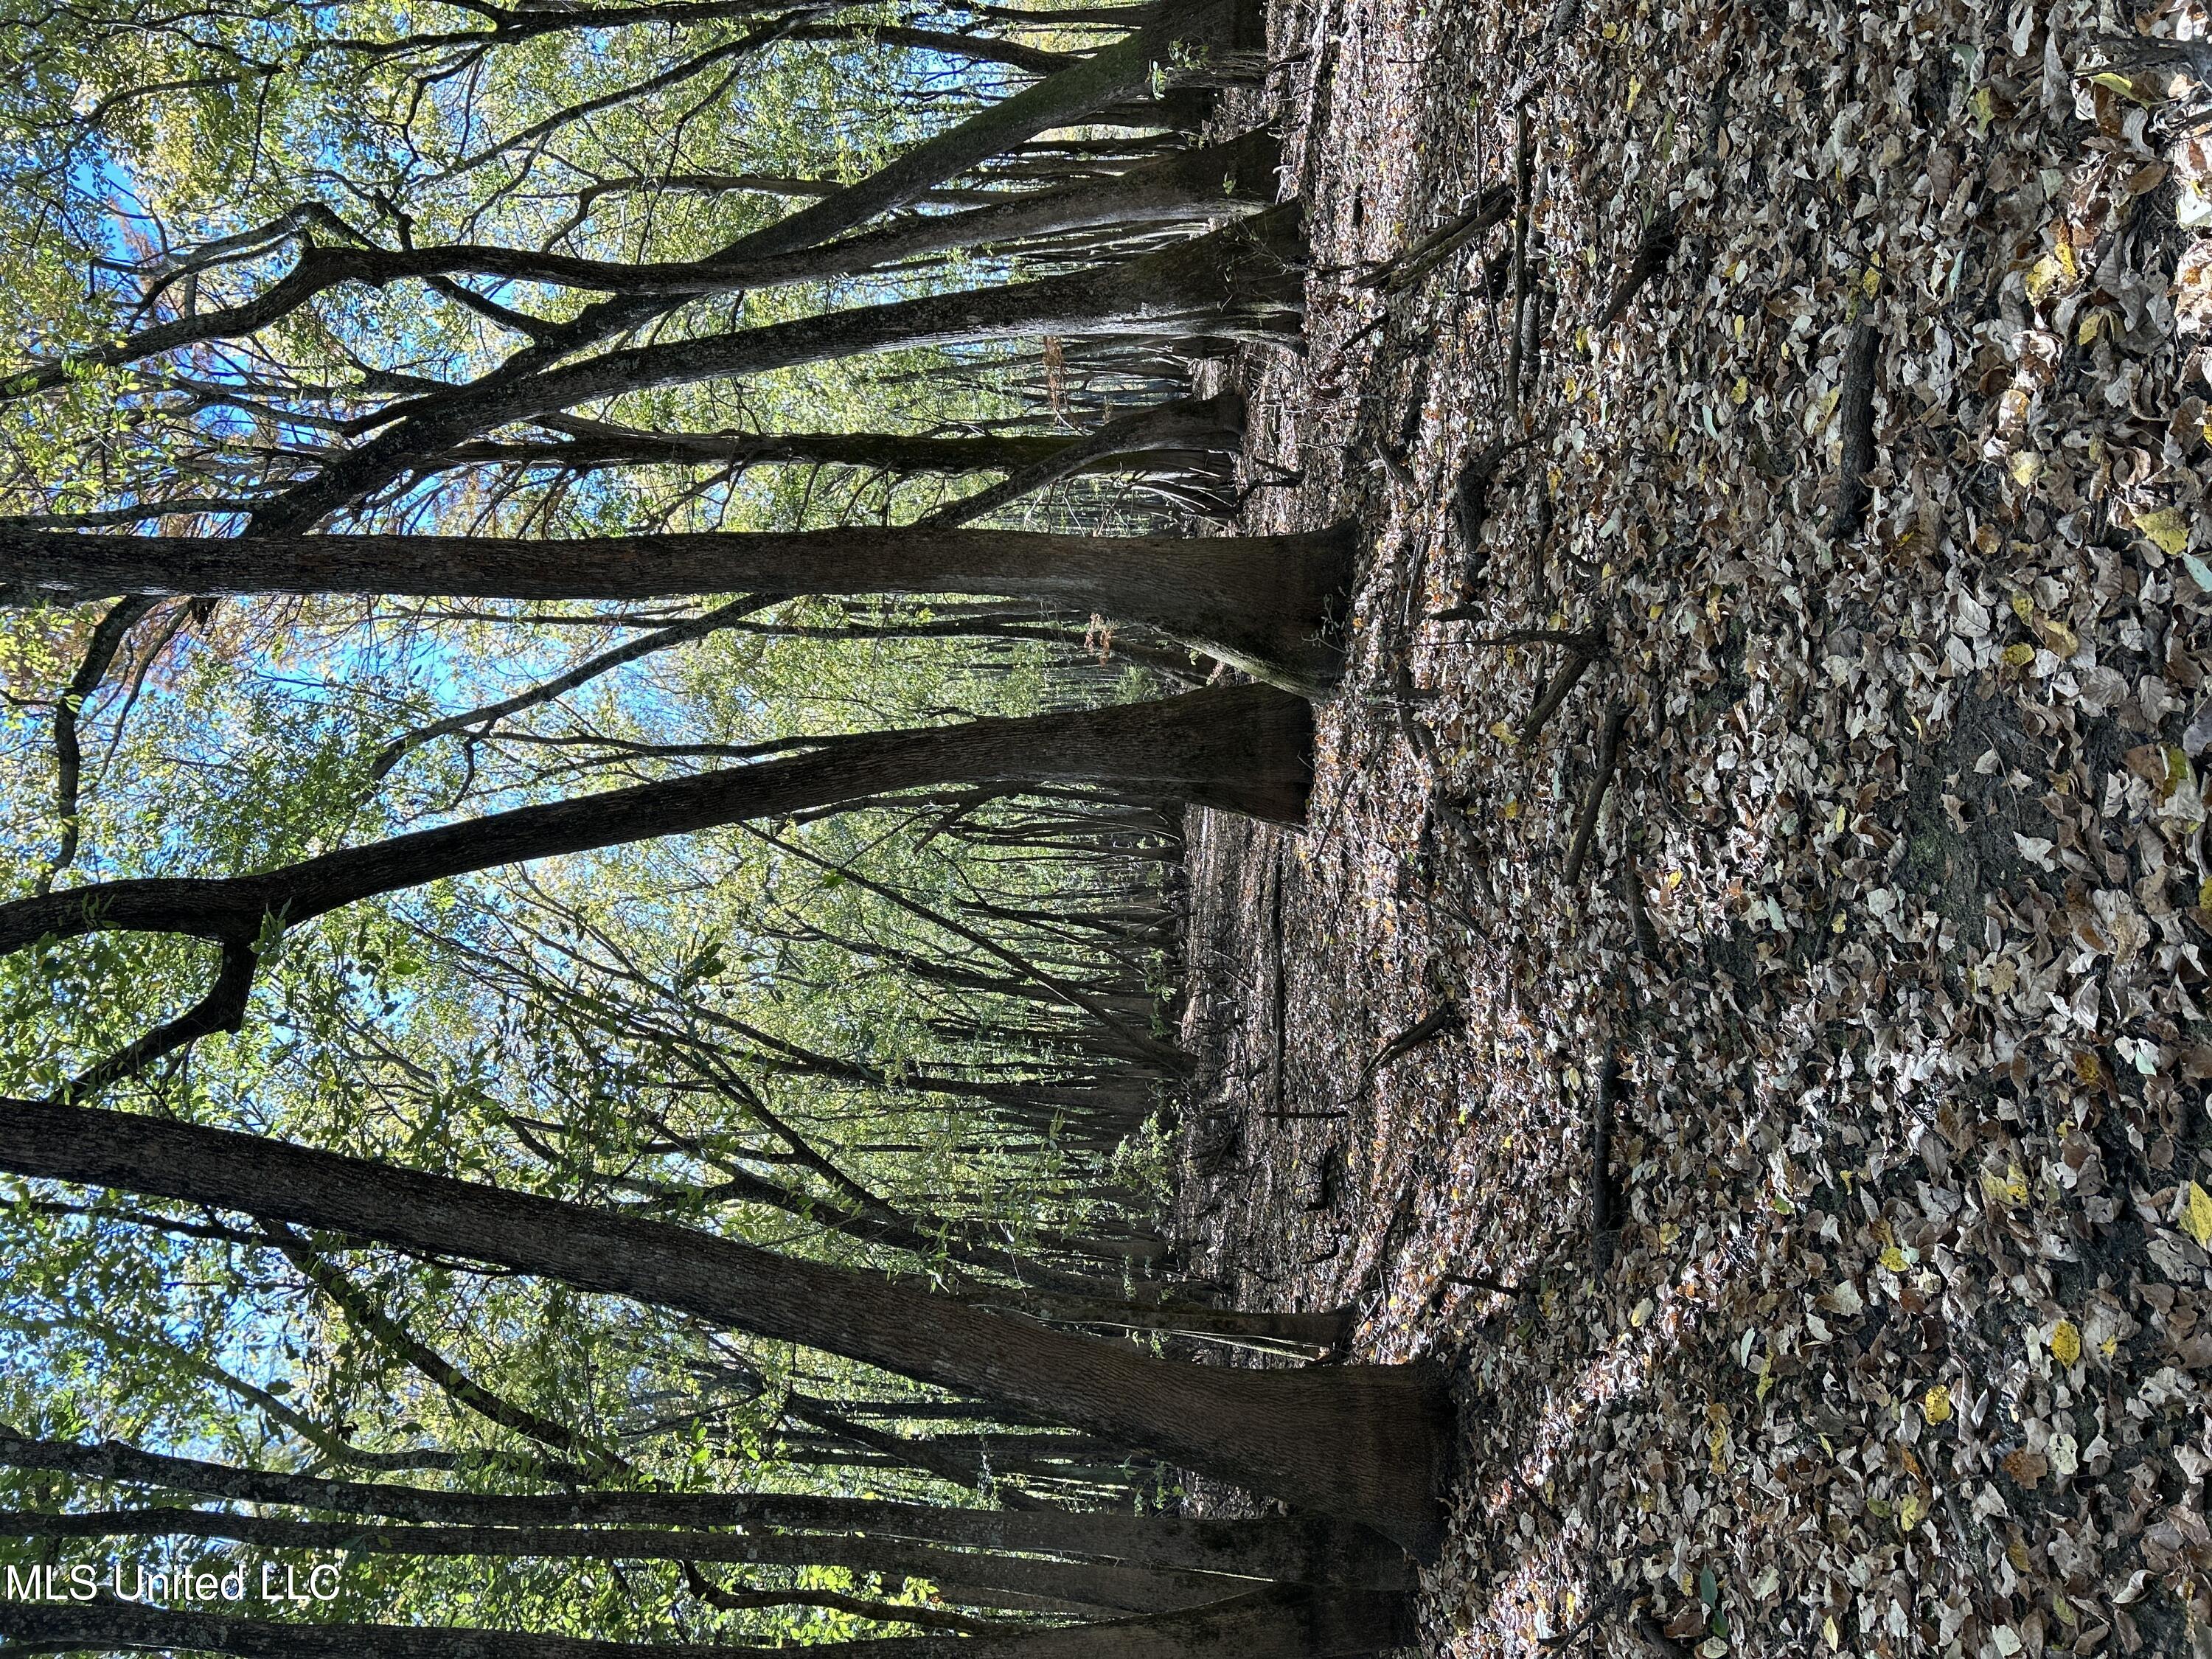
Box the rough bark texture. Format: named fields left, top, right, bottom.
left=0, top=1100, right=1451, bottom=1554
left=0, top=516, right=1353, bottom=695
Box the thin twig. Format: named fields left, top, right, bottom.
left=1503, top=112, right=1537, bottom=423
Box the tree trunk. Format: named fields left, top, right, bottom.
left=2, top=136, right=1281, bottom=406
left=0, top=1585, right=1407, bottom=1659
left=447, top=420, right=1233, bottom=481
left=0, top=1510, right=1224, bottom=1614
left=0, top=686, right=1315, bottom=960
left=0, top=516, right=1349, bottom=695
left=0, top=1102, right=1451, bottom=1555
left=0, top=1432, right=1403, bottom=1585
left=244, top=201, right=1304, bottom=535
left=247, top=0, right=1251, bottom=534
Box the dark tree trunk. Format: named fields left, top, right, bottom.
left=0, top=515, right=1353, bottom=695
left=0, top=686, right=1315, bottom=959
left=447, top=417, right=1233, bottom=481
left=0, top=1432, right=1402, bottom=1585
left=0, top=1102, right=1451, bottom=1554
left=0, top=1509, right=1226, bottom=1615
left=0, top=1584, right=1408, bottom=1659
left=245, top=202, right=1305, bottom=534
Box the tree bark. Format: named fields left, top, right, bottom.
left=0, top=1509, right=1225, bottom=1614
left=0, top=518, right=1348, bottom=695
left=247, top=0, right=1250, bottom=534
left=0, top=1100, right=1451, bottom=1555
left=0, top=1584, right=1405, bottom=1659
left=0, top=1432, right=1399, bottom=1584
left=246, top=201, right=1304, bottom=535
left=0, top=685, right=1315, bottom=960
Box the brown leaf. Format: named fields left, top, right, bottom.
left=2003, top=1447, right=2051, bottom=1489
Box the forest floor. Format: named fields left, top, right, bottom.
left=1169, top=0, right=2212, bottom=1655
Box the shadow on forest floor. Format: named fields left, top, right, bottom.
left=1169, top=0, right=2212, bottom=1653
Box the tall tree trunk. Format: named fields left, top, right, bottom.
left=0, top=1432, right=1402, bottom=1585
left=0, top=518, right=1350, bottom=695
left=0, top=1101, right=1451, bottom=1554
left=0, top=1509, right=1225, bottom=1614
left=0, top=686, right=1314, bottom=961
left=0, top=1584, right=1407, bottom=1659
left=244, top=201, right=1304, bottom=535
left=448, top=411, right=1237, bottom=481
left=248, top=0, right=1250, bottom=534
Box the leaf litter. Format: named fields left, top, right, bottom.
left=1174, top=0, right=2212, bottom=1653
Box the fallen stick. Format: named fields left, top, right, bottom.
left=1371, top=1002, right=1461, bottom=1071
left=1589, top=1047, right=1623, bottom=1273
left=1831, top=320, right=1882, bottom=542
left=1561, top=698, right=1627, bottom=888
left=1596, top=209, right=1680, bottom=328
left=1518, top=636, right=1604, bottom=745
left=1503, top=111, right=1537, bottom=422
left=1360, top=183, right=1514, bottom=293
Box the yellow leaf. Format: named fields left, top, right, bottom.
left=1489, top=720, right=1519, bottom=745
left=1625, top=76, right=1641, bottom=113
left=2133, top=507, right=2191, bottom=556
left=2002, top=642, right=2036, bottom=667
left=1922, top=1384, right=1952, bottom=1425
left=1880, top=1246, right=1907, bottom=1272
left=2199, top=877, right=2212, bottom=914
left=2088, top=69, right=2153, bottom=102
left=2026, top=255, right=2070, bottom=307
left=2184, top=1181, right=2212, bottom=1251
left=1899, top=1492, right=1924, bottom=1531
left=2008, top=451, right=2043, bottom=485
left=2051, top=1320, right=2081, bottom=1366
left=1823, top=1614, right=1842, bottom=1649
left=1501, top=799, right=1520, bottom=820
left=1862, top=266, right=1881, bottom=297
left=2009, top=592, right=2036, bottom=622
